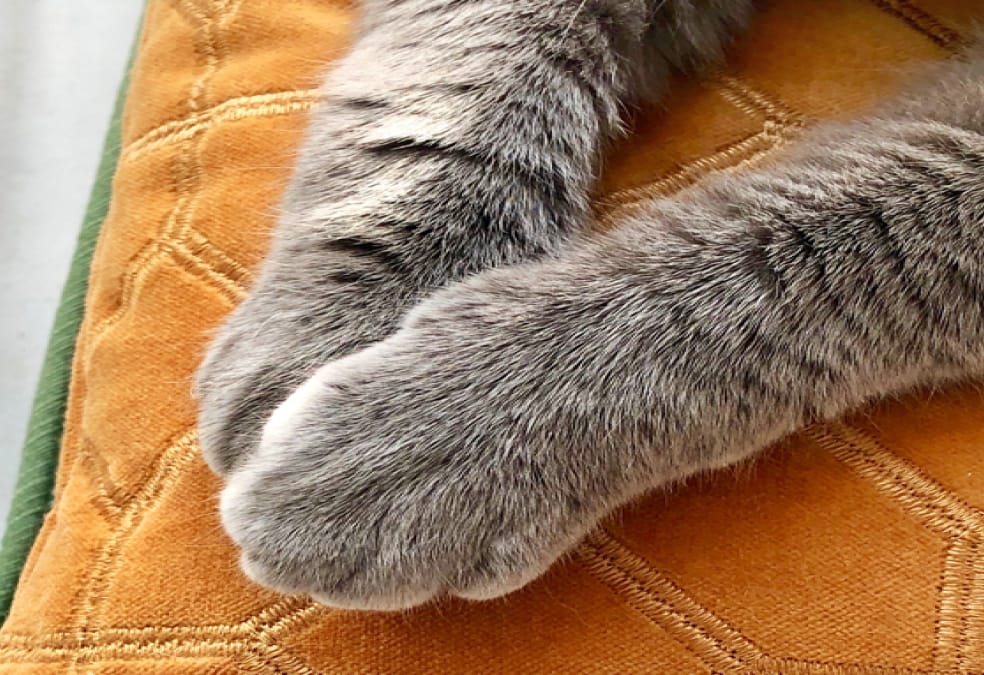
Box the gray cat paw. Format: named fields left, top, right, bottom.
left=194, top=274, right=405, bottom=477
left=194, top=302, right=301, bottom=476
left=217, top=283, right=607, bottom=609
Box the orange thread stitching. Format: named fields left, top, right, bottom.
left=169, top=242, right=248, bottom=305
left=710, top=73, right=804, bottom=126
left=122, top=90, right=322, bottom=162
left=867, top=0, right=964, bottom=51
left=73, top=430, right=200, bottom=633
left=934, top=537, right=976, bottom=671
left=0, top=597, right=314, bottom=666
left=0, top=624, right=251, bottom=651
left=595, top=75, right=804, bottom=227
left=76, top=441, right=125, bottom=519
left=807, top=423, right=984, bottom=539
left=181, top=229, right=252, bottom=282
left=0, top=596, right=311, bottom=647
left=249, top=601, right=328, bottom=675
left=0, top=637, right=247, bottom=664
left=577, top=528, right=759, bottom=671
left=578, top=527, right=934, bottom=674
left=808, top=422, right=984, bottom=672
left=966, top=542, right=984, bottom=670
left=596, top=123, right=800, bottom=224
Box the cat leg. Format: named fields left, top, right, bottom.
left=195, top=0, right=750, bottom=474
left=221, top=48, right=984, bottom=609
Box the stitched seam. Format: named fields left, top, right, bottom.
left=578, top=528, right=759, bottom=670
left=933, top=537, right=976, bottom=670
left=0, top=598, right=315, bottom=665
left=249, top=604, right=326, bottom=675
left=182, top=229, right=252, bottom=282
left=72, top=430, right=200, bottom=635
left=0, top=637, right=249, bottom=663
left=596, top=123, right=800, bottom=225
left=0, top=626, right=251, bottom=650
left=0, top=597, right=311, bottom=648
left=867, top=0, right=965, bottom=51
left=757, top=659, right=931, bottom=675
left=595, top=74, right=804, bottom=227
left=243, top=597, right=318, bottom=632
left=966, top=544, right=984, bottom=670
left=122, top=90, right=322, bottom=162
left=954, top=537, right=981, bottom=671
left=76, top=441, right=124, bottom=519
left=580, top=528, right=936, bottom=675
left=807, top=423, right=984, bottom=538
left=169, top=242, right=248, bottom=305
left=710, top=73, right=804, bottom=126
left=178, top=0, right=244, bottom=111
left=808, top=422, right=984, bottom=672
left=78, top=426, right=201, bottom=516
left=67, top=5, right=244, bottom=630
left=81, top=239, right=172, bottom=376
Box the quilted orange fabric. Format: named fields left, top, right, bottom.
left=2, top=0, right=983, bottom=672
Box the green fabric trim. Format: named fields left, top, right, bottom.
left=0, top=44, right=137, bottom=625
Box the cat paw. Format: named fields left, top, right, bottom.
left=194, top=299, right=301, bottom=476
left=217, top=273, right=617, bottom=609
left=194, top=269, right=406, bottom=476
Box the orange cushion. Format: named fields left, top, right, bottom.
left=2, top=0, right=983, bottom=671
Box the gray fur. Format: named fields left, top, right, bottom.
left=198, top=2, right=984, bottom=611
left=195, top=0, right=752, bottom=475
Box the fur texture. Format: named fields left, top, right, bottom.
left=197, top=2, right=984, bottom=610
left=195, top=0, right=753, bottom=475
